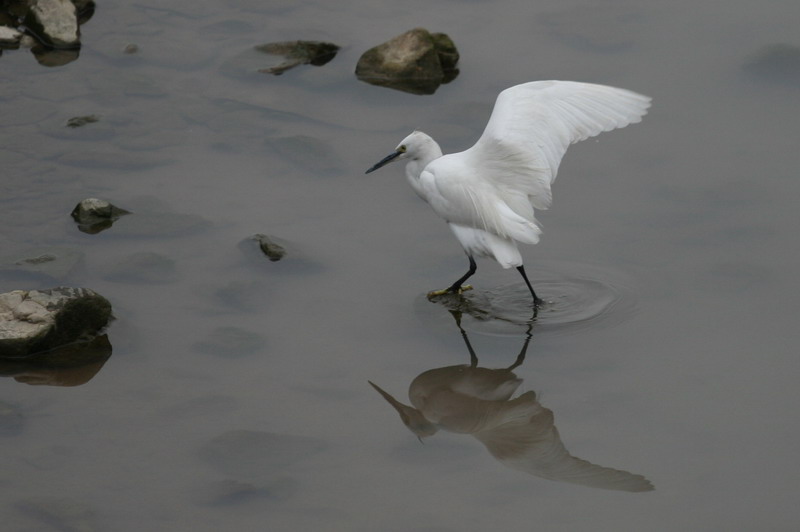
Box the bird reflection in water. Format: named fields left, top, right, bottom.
left=369, top=310, right=653, bottom=492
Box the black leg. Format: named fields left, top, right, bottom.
left=450, top=310, right=479, bottom=367
left=507, top=332, right=531, bottom=370
left=447, top=255, right=477, bottom=293
left=516, top=265, right=543, bottom=305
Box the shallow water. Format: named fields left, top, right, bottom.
left=2, top=0, right=800, bottom=530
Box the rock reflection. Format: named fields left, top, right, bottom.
left=0, top=335, right=112, bottom=387
left=370, top=311, right=653, bottom=492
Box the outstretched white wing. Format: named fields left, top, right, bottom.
left=461, top=80, right=651, bottom=211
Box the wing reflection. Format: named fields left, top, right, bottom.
left=370, top=310, right=653, bottom=492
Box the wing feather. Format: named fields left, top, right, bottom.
left=462, top=80, right=651, bottom=211
left=421, top=165, right=541, bottom=244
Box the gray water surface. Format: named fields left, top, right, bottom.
left=2, top=1, right=799, bottom=530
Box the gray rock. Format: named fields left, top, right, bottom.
left=0, top=287, right=112, bottom=359
left=71, top=197, right=116, bottom=218
left=70, top=198, right=130, bottom=234
left=251, top=234, right=286, bottom=261
left=254, top=40, right=339, bottom=75
left=239, top=234, right=324, bottom=275
left=66, top=115, right=100, bottom=128
left=355, top=28, right=460, bottom=95
left=430, top=32, right=459, bottom=72
left=0, top=26, right=23, bottom=48
left=23, top=0, right=80, bottom=49
left=221, top=41, right=338, bottom=79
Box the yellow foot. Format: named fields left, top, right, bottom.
left=426, top=285, right=473, bottom=298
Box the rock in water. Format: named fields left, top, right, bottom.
left=70, top=198, right=130, bottom=234
left=2, top=247, right=84, bottom=280
left=742, top=43, right=800, bottom=86
left=355, top=28, right=459, bottom=94
left=0, top=287, right=112, bottom=359
left=255, top=40, right=340, bottom=75
left=252, top=234, right=286, bottom=261
left=23, top=0, right=80, bottom=49
left=0, top=26, right=23, bottom=48
left=66, top=115, right=100, bottom=128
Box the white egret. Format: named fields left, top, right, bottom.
left=366, top=80, right=651, bottom=303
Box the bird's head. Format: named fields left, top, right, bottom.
left=368, top=381, right=438, bottom=440
left=365, top=130, right=439, bottom=174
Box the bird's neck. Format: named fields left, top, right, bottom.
left=404, top=142, right=443, bottom=198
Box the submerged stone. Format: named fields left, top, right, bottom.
left=192, top=480, right=271, bottom=506
left=255, top=40, right=340, bottom=75
left=239, top=234, right=323, bottom=275
left=0, top=287, right=112, bottom=359
left=1, top=247, right=83, bottom=281
left=743, top=43, right=800, bottom=86
left=355, top=28, right=460, bottom=95
left=247, top=234, right=286, bottom=262
left=66, top=115, right=100, bottom=128
left=71, top=197, right=130, bottom=234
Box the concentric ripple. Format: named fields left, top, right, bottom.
left=414, top=260, right=639, bottom=337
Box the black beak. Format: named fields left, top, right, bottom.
left=365, top=151, right=401, bottom=174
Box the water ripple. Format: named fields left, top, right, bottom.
left=415, top=260, right=639, bottom=337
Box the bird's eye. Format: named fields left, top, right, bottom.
left=399, top=145, right=407, bottom=153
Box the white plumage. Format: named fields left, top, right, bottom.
left=366, top=80, right=651, bottom=302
